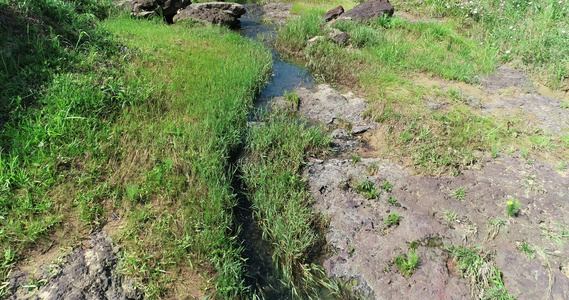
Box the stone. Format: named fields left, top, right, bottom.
left=307, top=35, right=325, bottom=45
left=342, top=0, right=394, bottom=22
left=328, top=29, right=351, bottom=46
left=120, top=0, right=191, bottom=21
left=173, top=2, right=246, bottom=28
left=351, top=125, right=374, bottom=134
left=323, top=5, right=344, bottom=22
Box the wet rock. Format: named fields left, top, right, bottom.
left=323, top=5, right=344, bottom=22
left=331, top=129, right=350, bottom=140
left=341, top=0, right=395, bottom=22
left=173, top=2, right=246, bottom=28
left=6, top=231, right=139, bottom=300
left=296, top=84, right=368, bottom=125
left=328, top=29, right=351, bottom=46
left=119, top=0, right=191, bottom=20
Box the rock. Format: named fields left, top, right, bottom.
left=6, top=231, right=139, bottom=300
left=352, top=125, right=374, bottom=134
left=262, top=2, right=292, bottom=25
left=342, top=0, right=395, bottom=22
left=307, top=35, right=325, bottom=45
left=173, top=2, right=246, bottom=28
left=120, top=0, right=191, bottom=21
left=331, top=129, right=351, bottom=140
left=323, top=5, right=344, bottom=22
left=297, top=84, right=367, bottom=124
left=328, top=29, right=351, bottom=46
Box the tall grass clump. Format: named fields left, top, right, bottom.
left=242, top=113, right=330, bottom=297
left=276, top=10, right=325, bottom=55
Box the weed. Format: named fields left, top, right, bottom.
left=561, top=103, right=569, bottom=109
left=518, top=242, right=535, bottom=259
left=491, top=146, right=499, bottom=158
left=394, top=250, right=419, bottom=278
left=541, top=223, right=569, bottom=244
left=387, top=196, right=401, bottom=207
left=443, top=210, right=458, bottom=223
left=284, top=91, right=300, bottom=108
left=505, top=197, right=521, bottom=217
left=385, top=213, right=400, bottom=227
left=558, top=161, right=567, bottom=170
left=451, top=187, right=467, bottom=200
left=367, top=162, right=379, bottom=175
left=449, top=246, right=513, bottom=299
left=351, top=154, right=361, bottom=164
left=354, top=179, right=379, bottom=199
left=380, top=180, right=393, bottom=192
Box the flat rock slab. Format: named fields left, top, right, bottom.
left=7, top=231, right=140, bottom=300
left=483, top=94, right=569, bottom=135
left=305, top=155, right=569, bottom=299
left=297, top=84, right=369, bottom=125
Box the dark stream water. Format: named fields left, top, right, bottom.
left=230, top=5, right=316, bottom=298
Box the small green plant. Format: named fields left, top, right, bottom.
left=351, top=155, right=361, bottom=164
left=380, top=181, right=393, bottom=192
left=443, top=210, right=457, bottom=223
left=518, top=242, right=535, bottom=259
left=558, top=161, right=567, bottom=170
left=491, top=147, right=499, bottom=158
left=367, top=162, right=379, bottom=175
left=354, top=180, right=379, bottom=199
left=385, top=213, right=400, bottom=227
left=505, top=197, right=521, bottom=217
left=560, top=103, right=569, bottom=109
left=394, top=250, right=419, bottom=278
left=387, top=196, right=401, bottom=207
left=451, top=187, right=467, bottom=200
left=541, top=223, right=569, bottom=244
left=284, top=91, right=300, bottom=107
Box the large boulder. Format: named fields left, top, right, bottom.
left=173, top=2, right=246, bottom=28
left=119, top=0, right=191, bottom=20
left=342, top=0, right=394, bottom=22
left=323, top=5, right=344, bottom=22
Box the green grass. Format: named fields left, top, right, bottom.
left=392, top=0, right=569, bottom=90
left=276, top=3, right=569, bottom=174
left=0, top=1, right=272, bottom=297
left=242, top=112, right=331, bottom=297
left=394, top=249, right=419, bottom=277
left=451, top=187, right=467, bottom=200
left=449, top=246, right=514, bottom=299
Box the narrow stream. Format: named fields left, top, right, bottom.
left=230, top=4, right=316, bottom=298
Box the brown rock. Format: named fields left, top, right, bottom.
left=323, top=5, right=344, bottom=22
left=342, top=0, right=394, bottom=22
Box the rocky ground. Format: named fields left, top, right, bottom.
left=283, top=59, right=569, bottom=299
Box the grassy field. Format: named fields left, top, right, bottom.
left=0, top=0, right=272, bottom=298
left=276, top=0, right=569, bottom=175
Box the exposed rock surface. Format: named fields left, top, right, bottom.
left=341, top=0, right=395, bottom=22
left=323, top=5, right=344, bottom=22
left=173, top=2, right=246, bottom=28
left=118, top=0, right=191, bottom=20
left=295, top=84, right=369, bottom=125
left=7, top=231, right=139, bottom=300
left=262, top=2, right=292, bottom=25
left=305, top=155, right=569, bottom=299
left=328, top=28, right=351, bottom=46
